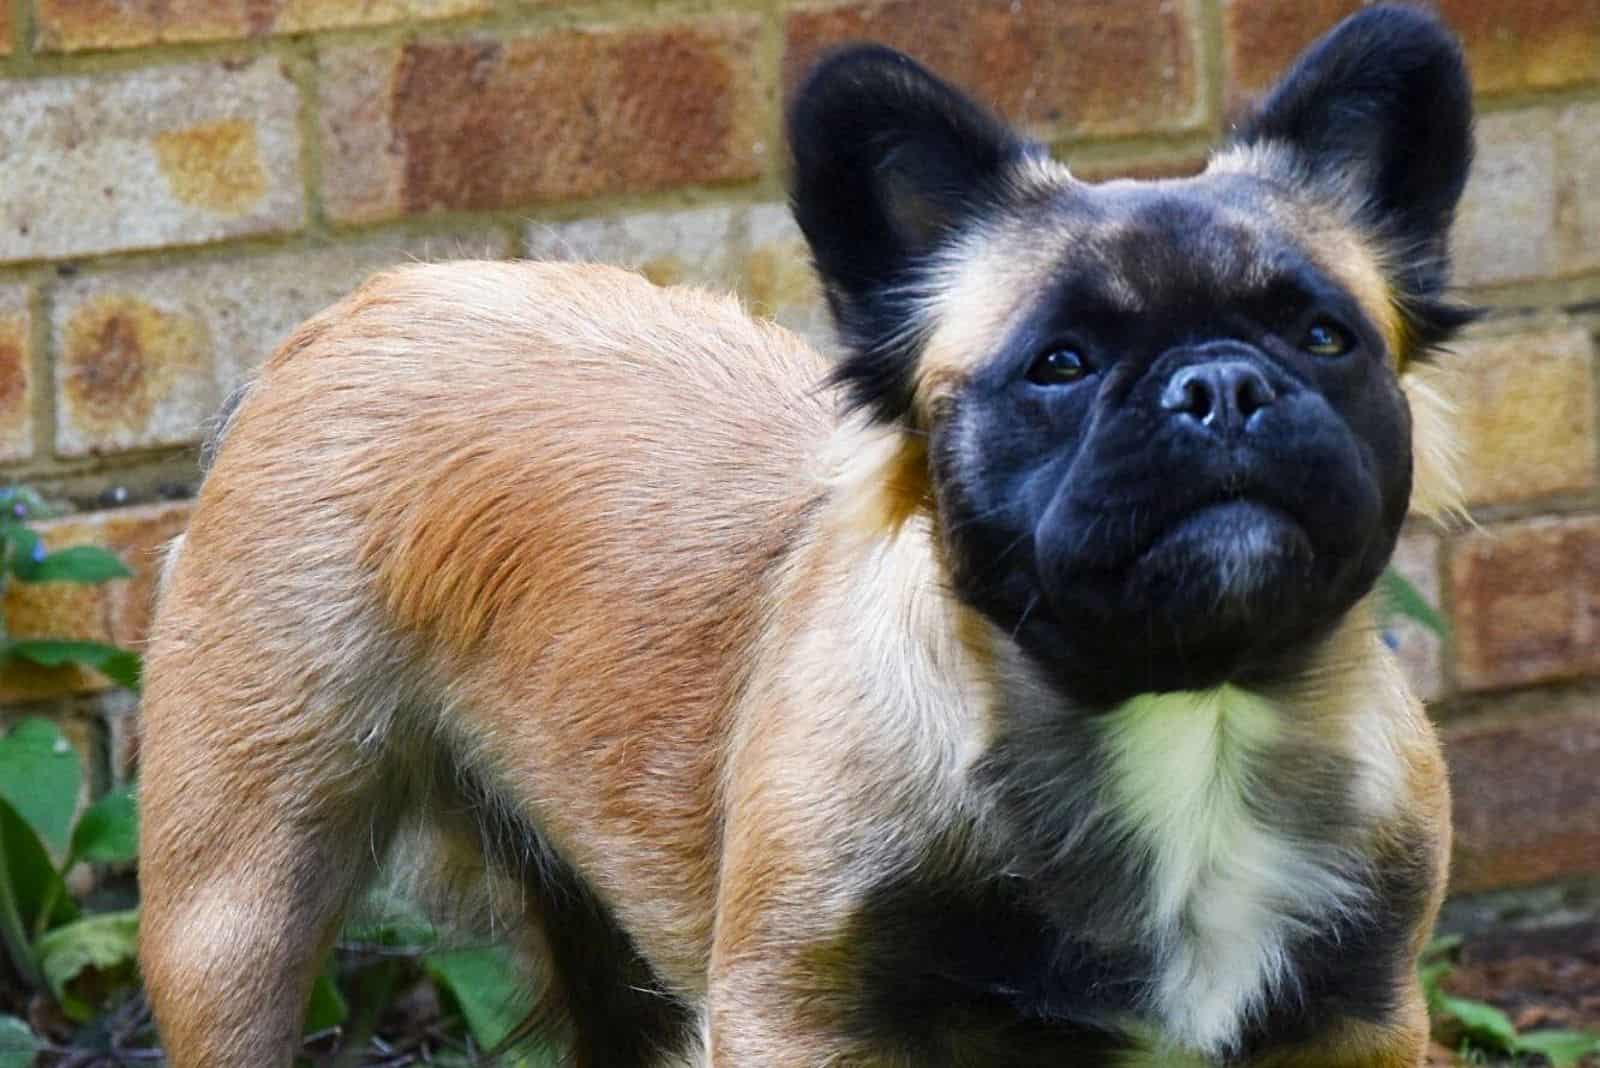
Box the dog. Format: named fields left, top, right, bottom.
left=137, top=5, right=1474, bottom=1065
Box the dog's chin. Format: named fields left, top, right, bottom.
left=1131, top=499, right=1315, bottom=622
left=1040, top=500, right=1321, bottom=698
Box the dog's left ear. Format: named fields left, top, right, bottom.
left=1226, top=5, right=1477, bottom=347
left=787, top=45, right=1043, bottom=422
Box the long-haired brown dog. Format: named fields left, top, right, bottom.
left=139, top=6, right=1475, bottom=1065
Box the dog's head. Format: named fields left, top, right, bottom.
left=789, top=5, right=1474, bottom=706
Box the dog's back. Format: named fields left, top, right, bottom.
left=138, top=261, right=831, bottom=1064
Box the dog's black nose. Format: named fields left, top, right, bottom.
left=1160, top=361, right=1276, bottom=433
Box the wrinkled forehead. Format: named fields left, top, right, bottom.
left=912, top=167, right=1402, bottom=412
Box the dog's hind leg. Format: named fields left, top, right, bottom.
left=136, top=563, right=406, bottom=1067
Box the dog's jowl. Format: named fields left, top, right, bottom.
left=138, top=6, right=1474, bottom=1065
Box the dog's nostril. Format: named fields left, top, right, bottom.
left=1160, top=367, right=1215, bottom=420
left=1160, top=361, right=1276, bottom=431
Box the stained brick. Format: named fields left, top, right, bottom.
left=743, top=203, right=831, bottom=346
left=0, top=287, right=35, bottom=463
left=35, top=0, right=491, bottom=52
left=1446, top=704, right=1600, bottom=892
left=1388, top=531, right=1445, bottom=702
left=1449, top=515, right=1600, bottom=692
left=528, top=205, right=745, bottom=292
left=1435, top=0, right=1600, bottom=96
left=1451, top=327, right=1598, bottom=507
left=1453, top=109, right=1558, bottom=287
left=1221, top=0, right=1361, bottom=105
left=1556, top=101, right=1600, bottom=277
left=527, top=203, right=833, bottom=348
left=52, top=232, right=510, bottom=457
left=319, top=21, right=765, bottom=224
left=0, top=502, right=192, bottom=703
left=783, top=0, right=1203, bottom=138
left=0, top=60, right=305, bottom=264
left=1223, top=0, right=1600, bottom=101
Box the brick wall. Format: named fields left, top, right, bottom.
left=0, top=0, right=1595, bottom=896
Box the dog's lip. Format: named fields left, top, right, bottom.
left=1135, top=488, right=1303, bottom=558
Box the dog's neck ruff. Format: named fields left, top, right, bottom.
left=1098, top=686, right=1368, bottom=1059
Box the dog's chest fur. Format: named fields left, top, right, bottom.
left=846, top=685, right=1422, bottom=1064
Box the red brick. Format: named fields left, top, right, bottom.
left=1435, top=0, right=1600, bottom=96
left=1221, top=0, right=1362, bottom=105
left=1224, top=1, right=1600, bottom=104
left=1448, top=515, right=1600, bottom=692
left=1446, top=704, right=1600, bottom=892
left=0, top=502, right=192, bottom=703
left=783, top=0, right=1203, bottom=138
left=319, top=21, right=765, bottom=224
left=35, top=0, right=490, bottom=52
left=0, top=287, right=35, bottom=462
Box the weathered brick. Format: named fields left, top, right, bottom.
left=0, top=4, right=13, bottom=55
left=527, top=203, right=833, bottom=348
left=52, top=232, right=509, bottom=456
left=1435, top=0, right=1600, bottom=96
left=320, top=21, right=765, bottom=224
left=1223, top=0, right=1600, bottom=101
left=1453, top=109, right=1558, bottom=287
left=0, top=60, right=305, bottom=264
left=0, top=502, right=192, bottom=703
left=1450, top=327, right=1598, bottom=507
left=0, top=287, right=35, bottom=462
left=1446, top=703, right=1600, bottom=892
left=528, top=205, right=745, bottom=292
left=1070, top=153, right=1209, bottom=184
left=1221, top=0, right=1361, bottom=106
left=36, top=0, right=491, bottom=52
left=1556, top=101, right=1600, bottom=277
left=1449, top=515, right=1600, bottom=692
left=743, top=203, right=831, bottom=347
left=784, top=0, right=1203, bottom=138
left=1387, top=531, right=1445, bottom=702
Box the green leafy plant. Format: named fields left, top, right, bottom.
left=0, top=717, right=141, bottom=1060
left=1421, top=937, right=1600, bottom=1067
left=0, top=487, right=140, bottom=691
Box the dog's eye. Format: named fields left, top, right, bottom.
left=1301, top=319, right=1355, bottom=358
left=1027, top=347, right=1090, bottom=385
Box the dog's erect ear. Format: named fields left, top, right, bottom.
left=1228, top=5, right=1474, bottom=335
left=788, top=45, right=1040, bottom=422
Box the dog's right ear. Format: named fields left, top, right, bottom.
left=788, top=46, right=1041, bottom=423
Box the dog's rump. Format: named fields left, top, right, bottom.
left=144, top=260, right=834, bottom=1004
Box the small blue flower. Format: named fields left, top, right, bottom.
left=11, top=502, right=26, bottom=519
left=1380, top=629, right=1400, bottom=651
left=30, top=540, right=47, bottom=564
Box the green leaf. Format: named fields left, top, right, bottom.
left=0, top=718, right=83, bottom=855
left=1512, top=1029, right=1600, bottom=1068
left=2, top=525, right=41, bottom=582
left=68, top=787, right=138, bottom=867
left=26, top=547, right=131, bottom=585
left=1437, top=992, right=1519, bottom=1050
left=0, top=1014, right=42, bottom=1068
left=1378, top=568, right=1448, bottom=638
left=424, top=947, right=535, bottom=1054
left=35, top=909, right=139, bottom=1020
left=304, top=965, right=349, bottom=1035
left=6, top=640, right=142, bottom=692
left=0, top=798, right=78, bottom=989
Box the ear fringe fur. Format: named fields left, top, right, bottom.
left=822, top=418, right=933, bottom=543
left=1401, top=360, right=1465, bottom=522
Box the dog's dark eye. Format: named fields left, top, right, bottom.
left=1027, top=347, right=1090, bottom=385
left=1301, top=319, right=1355, bottom=358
